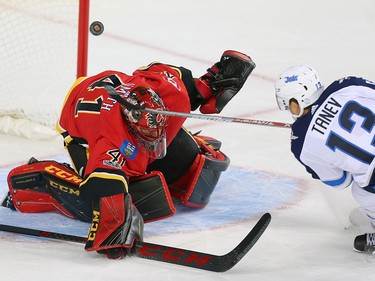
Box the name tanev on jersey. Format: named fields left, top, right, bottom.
left=310, top=96, right=342, bottom=135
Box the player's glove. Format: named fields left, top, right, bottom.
left=194, top=50, right=255, bottom=114
left=85, top=193, right=144, bottom=259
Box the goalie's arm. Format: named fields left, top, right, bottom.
left=170, top=51, right=255, bottom=114
left=66, top=141, right=88, bottom=176
left=194, top=50, right=255, bottom=114
left=138, top=50, right=255, bottom=114
left=61, top=131, right=89, bottom=176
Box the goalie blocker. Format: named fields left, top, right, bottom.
left=2, top=129, right=229, bottom=221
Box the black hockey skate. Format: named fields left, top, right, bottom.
left=354, top=233, right=375, bottom=254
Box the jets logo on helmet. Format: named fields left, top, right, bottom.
left=275, top=65, right=325, bottom=119
left=284, top=75, right=298, bottom=83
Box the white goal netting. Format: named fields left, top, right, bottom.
left=0, top=1, right=83, bottom=139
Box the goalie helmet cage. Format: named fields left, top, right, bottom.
left=0, top=0, right=90, bottom=139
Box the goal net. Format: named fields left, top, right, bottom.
left=0, top=0, right=89, bottom=139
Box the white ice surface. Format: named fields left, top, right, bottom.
left=1, top=0, right=375, bottom=280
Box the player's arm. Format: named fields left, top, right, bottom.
left=56, top=76, right=93, bottom=176
left=292, top=134, right=353, bottom=190
left=60, top=133, right=89, bottom=176
left=140, top=50, right=255, bottom=114
left=183, top=50, right=255, bottom=113
left=299, top=153, right=353, bottom=190
left=321, top=170, right=353, bottom=189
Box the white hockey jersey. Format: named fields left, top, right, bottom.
left=291, top=76, right=375, bottom=191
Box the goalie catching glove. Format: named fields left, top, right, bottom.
left=194, top=50, right=256, bottom=114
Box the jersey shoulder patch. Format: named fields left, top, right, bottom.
left=120, top=139, right=138, bottom=160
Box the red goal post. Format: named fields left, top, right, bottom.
left=0, top=0, right=90, bottom=139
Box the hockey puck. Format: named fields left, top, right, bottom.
left=90, top=21, right=104, bottom=36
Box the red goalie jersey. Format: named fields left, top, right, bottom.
left=57, top=63, right=190, bottom=179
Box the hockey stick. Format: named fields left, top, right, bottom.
left=0, top=213, right=271, bottom=272
left=104, top=85, right=291, bottom=128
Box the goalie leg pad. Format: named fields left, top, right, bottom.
left=7, top=158, right=92, bottom=222
left=147, top=129, right=230, bottom=207
left=6, top=158, right=174, bottom=224
left=169, top=135, right=230, bottom=208
left=129, top=171, right=175, bottom=223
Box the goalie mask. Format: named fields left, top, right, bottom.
left=122, top=86, right=168, bottom=159
left=275, top=65, right=324, bottom=119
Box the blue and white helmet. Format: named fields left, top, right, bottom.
left=275, top=65, right=324, bottom=119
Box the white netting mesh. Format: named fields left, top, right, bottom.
left=0, top=1, right=80, bottom=139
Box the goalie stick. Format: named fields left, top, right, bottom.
left=104, top=85, right=291, bottom=128
left=0, top=212, right=271, bottom=272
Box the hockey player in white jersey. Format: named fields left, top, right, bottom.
left=275, top=65, right=375, bottom=254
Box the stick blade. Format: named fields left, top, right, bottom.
left=217, top=212, right=271, bottom=272
left=133, top=213, right=271, bottom=272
